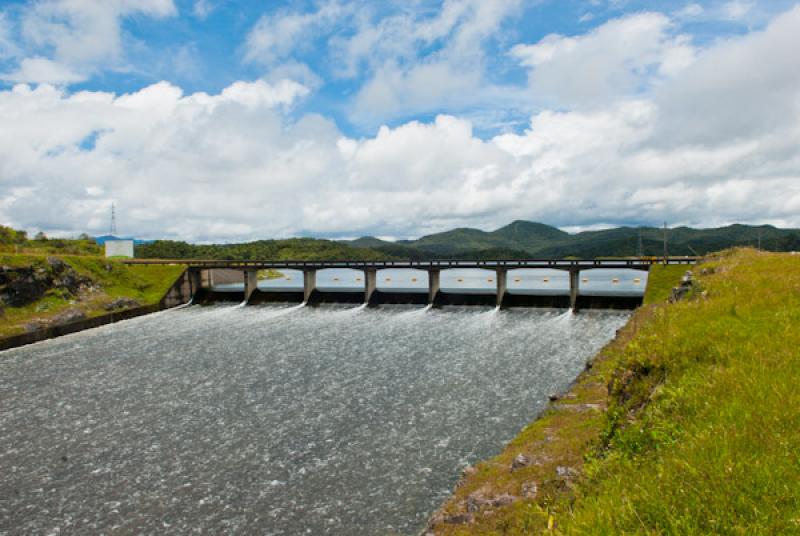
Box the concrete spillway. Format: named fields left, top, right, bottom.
left=194, top=267, right=649, bottom=310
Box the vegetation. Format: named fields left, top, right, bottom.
left=346, top=221, right=800, bottom=259
left=642, top=264, right=689, bottom=305
left=431, top=249, right=800, bottom=534
left=136, top=237, right=394, bottom=261
left=0, top=225, right=102, bottom=256
left=0, top=254, right=184, bottom=338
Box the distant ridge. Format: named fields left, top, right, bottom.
left=341, top=221, right=800, bottom=259
left=135, top=221, right=800, bottom=261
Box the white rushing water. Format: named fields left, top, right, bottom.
left=0, top=305, right=630, bottom=535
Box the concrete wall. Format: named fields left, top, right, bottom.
left=105, top=240, right=134, bottom=258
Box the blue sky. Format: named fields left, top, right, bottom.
left=1, top=0, right=800, bottom=240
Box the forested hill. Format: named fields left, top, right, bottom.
left=136, top=222, right=800, bottom=260
left=342, top=221, right=800, bottom=259
left=135, top=237, right=394, bottom=261
left=5, top=221, right=798, bottom=261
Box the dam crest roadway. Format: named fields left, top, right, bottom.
left=128, top=258, right=696, bottom=311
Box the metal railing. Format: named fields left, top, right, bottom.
left=123, top=257, right=698, bottom=270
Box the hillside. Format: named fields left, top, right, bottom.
left=0, top=254, right=184, bottom=338
left=344, top=221, right=800, bottom=259
left=135, top=237, right=396, bottom=261
left=430, top=249, right=800, bottom=534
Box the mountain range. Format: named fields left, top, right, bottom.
left=341, top=221, right=800, bottom=259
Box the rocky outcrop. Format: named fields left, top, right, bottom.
left=669, top=270, right=695, bottom=303
left=104, top=297, right=141, bottom=311
left=0, top=257, right=92, bottom=308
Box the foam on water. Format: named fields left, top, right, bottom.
left=0, top=305, right=630, bottom=535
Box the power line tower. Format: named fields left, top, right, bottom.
left=663, top=222, right=669, bottom=263
left=110, top=202, right=117, bottom=236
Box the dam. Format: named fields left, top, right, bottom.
left=129, top=257, right=694, bottom=310
left=0, top=259, right=691, bottom=534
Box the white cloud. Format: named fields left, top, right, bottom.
left=723, top=1, right=754, bottom=20
left=343, top=0, right=523, bottom=125
left=0, top=11, right=19, bottom=59
left=2, top=6, right=800, bottom=239
left=674, top=3, right=704, bottom=19
left=244, top=1, right=348, bottom=66
left=1, top=56, right=85, bottom=84
left=1, top=0, right=177, bottom=85
left=193, top=0, right=215, bottom=19
left=511, top=12, right=696, bottom=108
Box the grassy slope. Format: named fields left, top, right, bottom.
left=432, top=249, right=800, bottom=535
left=0, top=254, right=184, bottom=337
left=643, top=264, right=689, bottom=305
left=561, top=249, right=800, bottom=534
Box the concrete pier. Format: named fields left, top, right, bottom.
left=496, top=268, right=507, bottom=308
left=303, top=270, right=317, bottom=303
left=428, top=269, right=441, bottom=306
left=244, top=270, right=258, bottom=303
left=569, top=270, right=580, bottom=311
left=365, top=269, right=378, bottom=306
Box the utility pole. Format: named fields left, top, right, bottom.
left=757, top=231, right=762, bottom=251
left=637, top=228, right=644, bottom=258
left=663, top=222, right=668, bottom=263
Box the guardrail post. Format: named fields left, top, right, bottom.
left=496, top=268, right=507, bottom=308
left=569, top=269, right=580, bottom=312
left=428, top=269, right=441, bottom=306
left=244, top=269, right=258, bottom=304
left=303, top=269, right=316, bottom=304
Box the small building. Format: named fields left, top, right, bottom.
left=105, top=239, right=134, bottom=258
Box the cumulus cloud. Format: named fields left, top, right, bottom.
left=244, top=0, right=524, bottom=128
left=511, top=12, right=696, bottom=108
left=2, top=5, right=800, bottom=240
left=1, top=0, right=177, bottom=84
left=2, top=56, right=85, bottom=84
left=244, top=1, right=348, bottom=66
left=343, top=0, right=522, bottom=124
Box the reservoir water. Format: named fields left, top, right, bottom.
left=0, top=304, right=630, bottom=534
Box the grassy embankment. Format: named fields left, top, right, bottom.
left=0, top=254, right=184, bottom=338
left=431, top=250, right=800, bottom=534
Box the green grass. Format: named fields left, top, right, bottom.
left=0, top=254, right=184, bottom=337
left=643, top=264, right=690, bottom=304
left=430, top=249, right=800, bottom=535
left=558, top=249, right=800, bottom=534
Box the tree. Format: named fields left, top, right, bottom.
left=34, top=231, right=47, bottom=241
left=78, top=233, right=91, bottom=240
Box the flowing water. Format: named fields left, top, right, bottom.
left=0, top=304, right=630, bottom=535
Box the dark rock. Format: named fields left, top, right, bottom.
left=104, top=297, right=141, bottom=311
left=444, top=513, right=472, bottom=524
left=46, top=257, right=66, bottom=269
left=548, top=393, right=560, bottom=401
left=669, top=271, right=696, bottom=303
left=51, top=308, right=86, bottom=326
left=492, top=494, right=516, bottom=507
left=0, top=259, right=92, bottom=307
left=511, top=453, right=530, bottom=471
left=556, top=466, right=578, bottom=479
left=23, top=321, right=44, bottom=333
left=521, top=481, right=538, bottom=499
